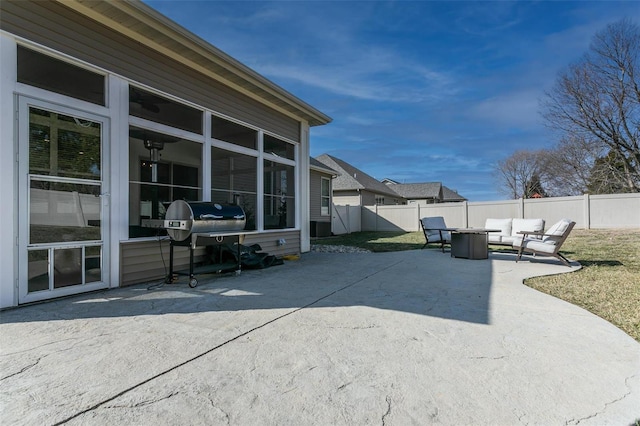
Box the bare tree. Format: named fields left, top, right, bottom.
left=542, top=18, right=640, bottom=193
left=587, top=149, right=631, bottom=194
left=538, top=135, right=602, bottom=196
left=494, top=150, right=545, bottom=199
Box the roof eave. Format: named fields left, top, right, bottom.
left=310, top=165, right=339, bottom=177
left=59, top=0, right=332, bottom=127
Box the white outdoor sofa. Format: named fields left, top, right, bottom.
left=485, top=218, right=545, bottom=247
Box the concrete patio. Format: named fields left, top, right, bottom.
left=1, top=249, right=639, bottom=425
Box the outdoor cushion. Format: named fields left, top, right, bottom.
left=512, top=218, right=545, bottom=235
left=542, top=218, right=572, bottom=244
left=486, top=218, right=512, bottom=243
left=516, top=239, right=557, bottom=254
left=508, top=218, right=545, bottom=245
left=485, top=218, right=545, bottom=245
left=421, top=216, right=450, bottom=242
left=514, top=219, right=576, bottom=266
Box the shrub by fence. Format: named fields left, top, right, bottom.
left=332, top=193, right=640, bottom=234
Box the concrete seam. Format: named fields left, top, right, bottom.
left=51, top=259, right=405, bottom=425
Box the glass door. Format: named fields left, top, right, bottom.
left=18, top=98, right=109, bottom=303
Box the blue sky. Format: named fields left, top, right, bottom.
left=145, top=1, right=639, bottom=201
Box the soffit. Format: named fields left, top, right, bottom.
left=55, top=0, right=331, bottom=127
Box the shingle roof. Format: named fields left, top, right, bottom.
left=315, top=154, right=401, bottom=198
left=385, top=182, right=467, bottom=202
left=442, top=185, right=467, bottom=202
left=387, top=182, right=442, bottom=199
left=309, top=157, right=338, bottom=175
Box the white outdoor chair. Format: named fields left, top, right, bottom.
left=419, top=216, right=452, bottom=253
left=513, top=218, right=576, bottom=266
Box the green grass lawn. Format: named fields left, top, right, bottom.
left=313, top=229, right=640, bottom=342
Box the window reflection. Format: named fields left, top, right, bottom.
left=29, top=107, right=101, bottom=180
left=264, top=134, right=295, bottom=160
left=264, top=160, right=295, bottom=229
left=28, top=250, right=49, bottom=293
left=53, top=248, right=82, bottom=288
left=85, top=246, right=102, bottom=284
left=211, top=147, right=257, bottom=230
left=129, top=127, right=202, bottom=238
left=129, top=86, right=202, bottom=134
left=18, top=46, right=105, bottom=105
left=211, top=116, right=257, bottom=149
left=29, top=180, right=102, bottom=244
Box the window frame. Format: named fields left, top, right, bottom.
left=127, top=116, right=204, bottom=239
left=17, top=45, right=107, bottom=106
left=210, top=145, right=259, bottom=231
left=321, top=176, right=331, bottom=216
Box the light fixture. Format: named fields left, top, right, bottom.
left=144, top=139, right=164, bottom=162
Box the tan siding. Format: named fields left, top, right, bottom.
left=333, top=191, right=361, bottom=206
left=309, top=171, right=321, bottom=221
left=120, top=230, right=300, bottom=285
left=120, top=240, right=207, bottom=286
left=1, top=1, right=300, bottom=141
left=361, top=191, right=377, bottom=206
left=309, top=171, right=331, bottom=223
left=243, top=231, right=301, bottom=256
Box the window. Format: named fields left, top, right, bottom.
left=28, top=108, right=101, bottom=180
left=211, top=147, right=257, bottom=230
left=129, top=86, right=202, bottom=134
left=321, top=177, right=330, bottom=216
left=211, top=116, right=257, bottom=149
left=128, top=127, right=202, bottom=237
left=375, top=197, right=385, bottom=205
left=264, top=160, right=295, bottom=229
left=18, top=46, right=105, bottom=105
left=264, top=134, right=295, bottom=160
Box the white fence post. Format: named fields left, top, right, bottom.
left=375, top=204, right=378, bottom=232
left=518, top=198, right=524, bottom=219
left=356, top=193, right=640, bottom=231
left=584, top=193, right=590, bottom=230
left=463, top=201, right=469, bottom=227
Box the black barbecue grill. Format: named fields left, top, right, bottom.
left=144, top=200, right=250, bottom=287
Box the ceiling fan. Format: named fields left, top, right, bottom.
left=129, top=128, right=180, bottom=153
left=129, top=87, right=169, bottom=113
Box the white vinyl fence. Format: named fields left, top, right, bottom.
left=333, top=193, right=640, bottom=234
left=31, top=188, right=101, bottom=227
left=331, top=204, right=361, bottom=235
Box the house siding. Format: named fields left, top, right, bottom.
left=0, top=1, right=300, bottom=141
left=361, top=191, right=377, bottom=206
left=309, top=170, right=331, bottom=222
left=333, top=191, right=361, bottom=206
left=120, top=230, right=300, bottom=286
left=1, top=0, right=328, bottom=307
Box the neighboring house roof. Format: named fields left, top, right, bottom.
left=384, top=181, right=468, bottom=202
left=309, top=157, right=338, bottom=176
left=381, top=178, right=399, bottom=185
left=442, top=185, right=467, bottom=202
left=57, top=0, right=331, bottom=127
left=387, top=182, right=442, bottom=199
left=315, top=154, right=401, bottom=198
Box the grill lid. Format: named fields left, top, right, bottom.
left=165, top=200, right=246, bottom=241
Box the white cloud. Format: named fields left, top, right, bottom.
left=467, top=90, right=542, bottom=128
left=257, top=50, right=456, bottom=104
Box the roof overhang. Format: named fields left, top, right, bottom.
left=310, top=164, right=339, bottom=177
left=56, top=0, right=332, bottom=127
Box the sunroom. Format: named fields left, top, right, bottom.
left=0, top=0, right=330, bottom=308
